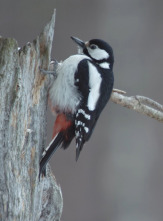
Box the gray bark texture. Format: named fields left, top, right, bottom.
left=0, top=9, right=63, bottom=221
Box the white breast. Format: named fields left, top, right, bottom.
left=49, top=54, right=89, bottom=113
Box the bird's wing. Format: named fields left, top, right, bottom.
left=74, top=59, right=102, bottom=160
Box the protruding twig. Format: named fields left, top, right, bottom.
left=112, top=88, right=126, bottom=94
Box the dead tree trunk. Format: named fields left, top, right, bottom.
left=0, top=9, right=63, bottom=221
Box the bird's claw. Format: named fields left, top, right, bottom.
left=39, top=59, right=59, bottom=78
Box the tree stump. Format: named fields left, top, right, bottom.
left=0, top=9, right=63, bottom=221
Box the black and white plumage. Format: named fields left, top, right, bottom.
left=39, top=36, right=114, bottom=176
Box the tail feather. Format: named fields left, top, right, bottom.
left=76, top=139, right=84, bottom=161
left=76, top=147, right=82, bottom=161
left=39, top=113, right=75, bottom=178
left=39, top=132, right=64, bottom=177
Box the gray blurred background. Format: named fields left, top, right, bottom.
left=1, top=0, right=163, bottom=221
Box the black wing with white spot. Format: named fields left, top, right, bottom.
left=74, top=59, right=114, bottom=160
left=74, top=59, right=101, bottom=160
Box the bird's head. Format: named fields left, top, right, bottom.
left=71, top=36, right=114, bottom=70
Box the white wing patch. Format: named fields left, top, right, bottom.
left=76, top=109, right=91, bottom=120
left=99, top=62, right=110, bottom=69
left=87, top=62, right=102, bottom=111
left=84, top=126, right=89, bottom=133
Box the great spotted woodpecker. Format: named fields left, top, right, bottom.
left=40, top=37, right=114, bottom=176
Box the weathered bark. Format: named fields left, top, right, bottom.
left=0, top=9, right=63, bottom=221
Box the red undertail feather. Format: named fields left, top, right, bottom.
left=52, top=113, right=73, bottom=139
left=39, top=113, right=74, bottom=177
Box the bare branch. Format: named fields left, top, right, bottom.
left=135, top=95, right=163, bottom=112
left=111, top=90, right=163, bottom=122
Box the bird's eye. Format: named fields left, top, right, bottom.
left=90, top=44, right=97, bottom=50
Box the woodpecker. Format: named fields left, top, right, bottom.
left=40, top=36, right=114, bottom=176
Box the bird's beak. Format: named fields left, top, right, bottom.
left=71, top=36, right=85, bottom=49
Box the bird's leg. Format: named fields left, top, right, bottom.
left=39, top=60, right=59, bottom=78
left=40, top=68, right=57, bottom=77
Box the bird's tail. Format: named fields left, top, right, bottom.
left=76, top=140, right=84, bottom=161
left=39, top=132, right=64, bottom=177
left=39, top=113, right=75, bottom=178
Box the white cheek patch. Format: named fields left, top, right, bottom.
left=87, top=63, right=102, bottom=111
left=88, top=47, right=109, bottom=60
